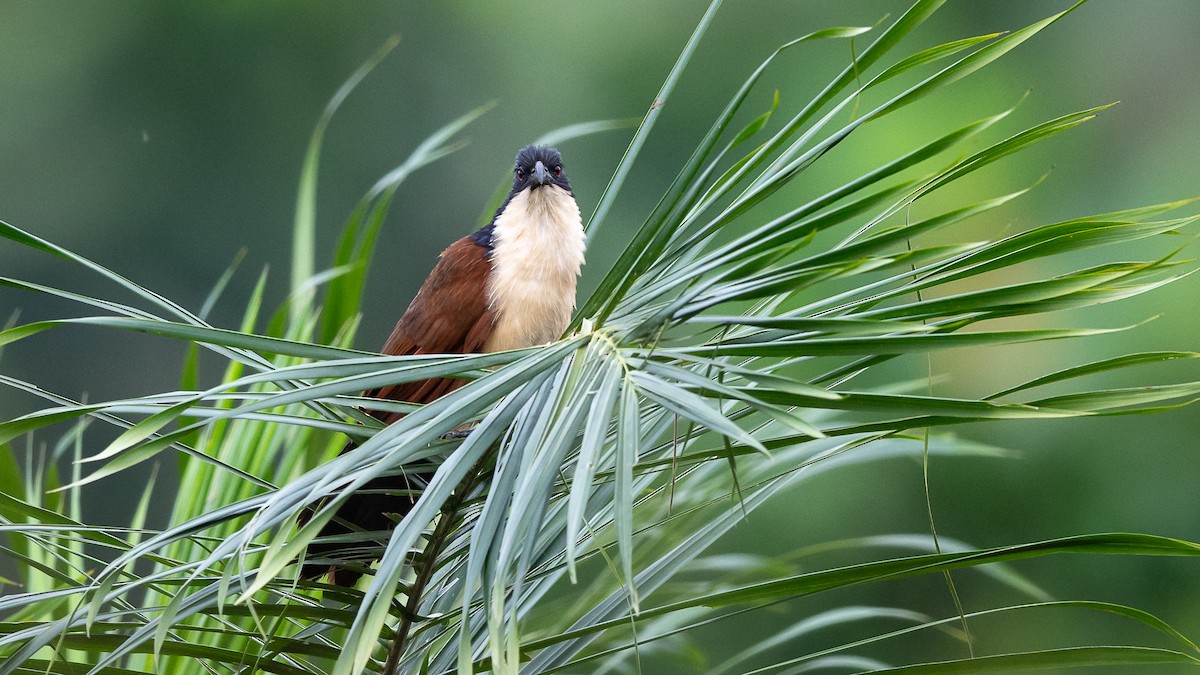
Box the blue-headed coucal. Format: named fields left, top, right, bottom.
left=302, top=145, right=585, bottom=585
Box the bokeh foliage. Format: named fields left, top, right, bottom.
left=1, top=1, right=1199, bottom=673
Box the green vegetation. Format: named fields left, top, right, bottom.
left=2, top=1, right=1198, bottom=673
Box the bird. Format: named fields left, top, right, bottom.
left=302, top=145, right=585, bottom=586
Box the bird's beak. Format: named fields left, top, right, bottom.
left=533, top=160, right=551, bottom=186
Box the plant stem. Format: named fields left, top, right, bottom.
left=384, top=464, right=486, bottom=674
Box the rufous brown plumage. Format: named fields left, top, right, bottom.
left=302, top=145, right=584, bottom=585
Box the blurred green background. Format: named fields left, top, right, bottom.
left=1, top=0, right=1198, bottom=670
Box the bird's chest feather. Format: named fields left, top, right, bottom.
left=484, top=186, right=585, bottom=352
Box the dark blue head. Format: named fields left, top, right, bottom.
left=473, top=145, right=576, bottom=250
left=512, top=145, right=571, bottom=194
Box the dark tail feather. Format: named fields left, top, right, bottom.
left=300, top=470, right=430, bottom=587
left=297, top=370, right=467, bottom=585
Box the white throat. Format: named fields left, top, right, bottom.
left=484, top=185, right=585, bottom=352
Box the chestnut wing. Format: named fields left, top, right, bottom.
left=365, top=235, right=494, bottom=421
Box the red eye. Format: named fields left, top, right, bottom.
left=516, top=169, right=525, bottom=181
left=553, top=165, right=562, bottom=177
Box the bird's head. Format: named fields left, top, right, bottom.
left=512, top=145, right=571, bottom=195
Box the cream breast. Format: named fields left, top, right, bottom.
left=483, top=185, right=586, bottom=352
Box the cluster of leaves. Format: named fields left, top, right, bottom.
left=2, top=0, right=1200, bottom=673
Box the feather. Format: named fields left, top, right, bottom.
left=366, top=236, right=495, bottom=422
left=302, top=144, right=584, bottom=586
left=302, top=235, right=492, bottom=585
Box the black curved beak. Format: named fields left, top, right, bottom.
left=533, top=160, right=551, bottom=186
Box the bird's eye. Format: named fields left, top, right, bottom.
left=515, top=168, right=526, bottom=180
left=553, top=165, right=563, bottom=177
